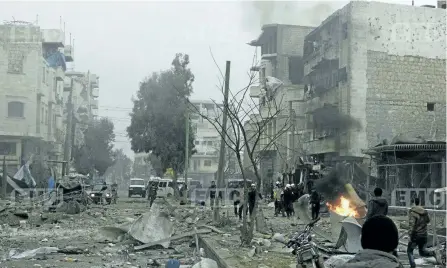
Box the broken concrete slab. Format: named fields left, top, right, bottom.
left=341, top=217, right=362, bottom=253
left=192, top=258, right=218, bottom=268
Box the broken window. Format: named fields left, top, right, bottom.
left=288, top=56, right=304, bottom=85
left=427, top=102, right=435, bottom=111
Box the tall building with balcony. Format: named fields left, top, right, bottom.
left=247, top=24, right=314, bottom=187
left=189, top=100, right=229, bottom=186
left=0, top=21, right=70, bottom=172
left=301, top=1, right=446, bottom=166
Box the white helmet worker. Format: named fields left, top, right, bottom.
left=286, top=184, right=291, bottom=188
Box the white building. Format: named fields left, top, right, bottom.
left=0, top=21, right=71, bottom=172
left=189, top=100, right=223, bottom=185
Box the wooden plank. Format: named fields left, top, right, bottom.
left=134, top=229, right=212, bottom=250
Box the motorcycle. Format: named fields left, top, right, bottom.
left=287, top=217, right=325, bottom=268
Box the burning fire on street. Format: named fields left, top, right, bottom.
left=326, top=196, right=360, bottom=218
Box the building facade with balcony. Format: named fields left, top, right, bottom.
left=247, top=24, right=314, bottom=189
left=301, top=1, right=446, bottom=166
left=189, top=100, right=237, bottom=186
left=0, top=21, right=70, bottom=172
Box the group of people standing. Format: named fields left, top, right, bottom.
left=272, top=180, right=322, bottom=220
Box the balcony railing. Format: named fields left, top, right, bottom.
left=303, top=136, right=338, bottom=155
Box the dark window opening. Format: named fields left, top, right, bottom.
left=288, top=56, right=304, bottom=85
left=8, top=101, right=24, bottom=117
left=0, top=142, right=16, bottom=155
left=342, top=23, right=348, bottom=39
left=427, top=102, right=435, bottom=111
left=338, top=67, right=347, bottom=82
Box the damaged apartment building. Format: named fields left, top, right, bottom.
left=300, top=1, right=446, bottom=167
left=247, top=24, right=314, bottom=189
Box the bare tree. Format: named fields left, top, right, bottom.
left=188, top=50, right=291, bottom=245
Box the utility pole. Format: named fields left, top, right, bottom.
left=2, top=156, right=7, bottom=199
left=214, top=61, right=231, bottom=222
left=63, top=77, right=74, bottom=176
left=289, top=101, right=295, bottom=174
left=183, top=99, right=190, bottom=202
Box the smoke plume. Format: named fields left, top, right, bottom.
left=315, top=163, right=350, bottom=202
left=241, top=1, right=347, bottom=31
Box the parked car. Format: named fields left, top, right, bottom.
left=128, top=178, right=146, bottom=198
left=156, top=178, right=175, bottom=198
left=89, top=184, right=114, bottom=204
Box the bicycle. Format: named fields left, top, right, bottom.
left=287, top=217, right=325, bottom=268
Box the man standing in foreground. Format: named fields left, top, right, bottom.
left=366, top=187, right=388, bottom=220
left=407, top=197, right=441, bottom=268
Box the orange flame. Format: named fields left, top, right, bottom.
left=326, top=196, right=359, bottom=218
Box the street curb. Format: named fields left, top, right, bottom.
left=161, top=198, right=241, bottom=268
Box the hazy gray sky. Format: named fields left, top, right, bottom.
left=1, top=0, right=435, bottom=158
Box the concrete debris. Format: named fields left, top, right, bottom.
left=191, top=258, right=218, bottom=268
left=10, top=247, right=59, bottom=259
left=272, top=233, right=285, bottom=243
left=324, top=254, right=355, bottom=267
left=341, top=217, right=362, bottom=253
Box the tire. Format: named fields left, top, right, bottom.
left=128, top=192, right=131, bottom=198
left=142, top=193, right=146, bottom=198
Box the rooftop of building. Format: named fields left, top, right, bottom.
left=248, top=24, right=315, bottom=46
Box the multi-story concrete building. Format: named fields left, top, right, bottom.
left=0, top=21, right=70, bottom=172
left=189, top=100, right=222, bottom=185
left=300, top=1, right=446, bottom=166
left=63, top=71, right=99, bottom=150
left=247, top=24, right=314, bottom=188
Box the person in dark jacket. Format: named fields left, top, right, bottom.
left=247, top=183, right=262, bottom=216
left=339, top=215, right=403, bottom=268
left=283, top=184, right=293, bottom=218
left=366, top=187, right=388, bottom=220
left=310, top=190, right=321, bottom=220
left=208, top=181, right=217, bottom=209
left=407, top=197, right=441, bottom=267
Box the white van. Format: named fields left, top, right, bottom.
left=156, top=178, right=175, bottom=198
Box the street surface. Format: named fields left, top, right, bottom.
left=0, top=196, right=439, bottom=268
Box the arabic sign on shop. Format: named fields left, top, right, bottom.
left=391, top=188, right=446, bottom=208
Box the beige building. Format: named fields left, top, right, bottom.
left=301, top=1, right=446, bottom=165
left=0, top=21, right=72, bottom=172
left=247, top=24, right=314, bottom=188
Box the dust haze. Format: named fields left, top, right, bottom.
left=240, top=1, right=348, bottom=30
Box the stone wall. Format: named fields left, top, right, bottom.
left=366, top=51, right=446, bottom=146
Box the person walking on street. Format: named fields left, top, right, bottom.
left=247, top=183, right=262, bottom=217
left=366, top=187, right=388, bottom=220
left=339, top=215, right=403, bottom=268
left=310, top=190, right=321, bottom=220
left=407, top=197, right=442, bottom=268
left=208, top=181, right=217, bottom=210
left=273, top=181, right=282, bottom=216
left=148, top=181, right=158, bottom=207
